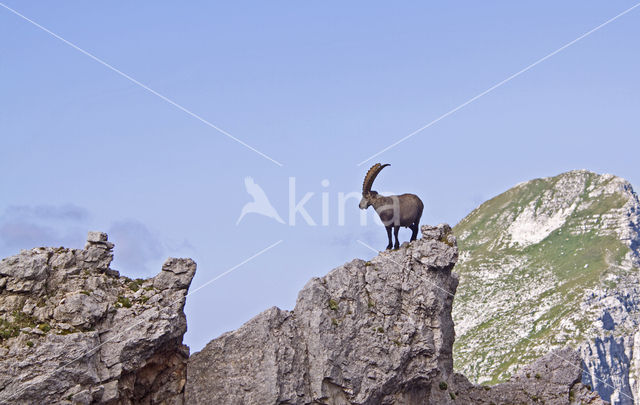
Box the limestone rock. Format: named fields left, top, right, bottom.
left=185, top=224, right=603, bottom=404
left=452, top=347, right=608, bottom=404
left=186, top=224, right=459, bottom=404
left=0, top=232, right=195, bottom=404
left=0, top=222, right=608, bottom=404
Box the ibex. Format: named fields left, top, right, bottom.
left=359, top=163, right=424, bottom=250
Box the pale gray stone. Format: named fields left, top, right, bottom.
left=154, top=258, right=197, bottom=291
left=185, top=224, right=603, bottom=404
left=0, top=232, right=195, bottom=404
left=87, top=231, right=108, bottom=243
left=52, top=292, right=107, bottom=327
left=0, top=224, right=606, bottom=404
left=452, top=347, right=607, bottom=404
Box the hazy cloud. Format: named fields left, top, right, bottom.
left=0, top=221, right=59, bottom=249
left=4, top=204, right=89, bottom=221
left=0, top=204, right=88, bottom=253
left=0, top=204, right=187, bottom=278
left=108, top=219, right=164, bottom=276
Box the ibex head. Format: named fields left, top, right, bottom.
left=359, top=163, right=390, bottom=209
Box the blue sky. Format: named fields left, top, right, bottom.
left=1, top=1, right=639, bottom=352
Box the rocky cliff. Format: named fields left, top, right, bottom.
left=452, top=170, right=640, bottom=404
left=185, top=224, right=604, bottom=404
left=0, top=232, right=195, bottom=404
left=0, top=223, right=608, bottom=404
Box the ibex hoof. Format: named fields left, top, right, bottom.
left=386, top=244, right=393, bottom=250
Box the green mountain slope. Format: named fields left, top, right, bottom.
left=452, top=170, right=640, bottom=404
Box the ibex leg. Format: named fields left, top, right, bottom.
left=410, top=223, right=419, bottom=241
left=393, top=226, right=400, bottom=250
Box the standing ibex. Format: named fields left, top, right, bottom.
left=359, top=163, right=424, bottom=250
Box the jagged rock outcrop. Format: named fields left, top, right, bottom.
left=452, top=347, right=605, bottom=404
left=185, top=224, right=604, bottom=404
left=452, top=170, right=640, bottom=404
left=187, top=225, right=459, bottom=404
left=0, top=232, right=195, bottom=404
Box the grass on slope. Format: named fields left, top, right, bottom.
left=451, top=172, right=632, bottom=384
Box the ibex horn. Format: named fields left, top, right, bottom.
left=362, top=163, right=390, bottom=194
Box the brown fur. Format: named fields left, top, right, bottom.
left=359, top=164, right=424, bottom=249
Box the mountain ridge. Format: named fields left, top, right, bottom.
left=0, top=169, right=628, bottom=404
left=452, top=169, right=640, bottom=404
